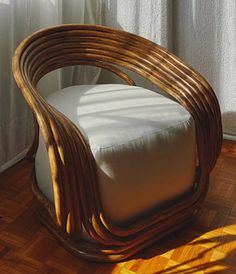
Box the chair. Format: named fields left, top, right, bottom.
left=12, top=25, right=222, bottom=262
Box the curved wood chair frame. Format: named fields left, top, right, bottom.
left=12, top=24, right=222, bottom=262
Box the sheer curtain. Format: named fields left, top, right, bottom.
left=173, top=0, right=236, bottom=139
left=1, top=0, right=235, bottom=172
left=0, top=0, right=101, bottom=172
left=101, top=0, right=236, bottom=138
left=99, top=0, right=173, bottom=92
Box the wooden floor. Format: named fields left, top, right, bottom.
left=0, top=140, right=236, bottom=274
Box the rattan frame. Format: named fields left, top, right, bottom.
left=12, top=24, right=222, bottom=262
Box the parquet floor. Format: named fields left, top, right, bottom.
left=0, top=140, right=236, bottom=273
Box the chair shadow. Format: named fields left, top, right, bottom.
left=130, top=200, right=236, bottom=273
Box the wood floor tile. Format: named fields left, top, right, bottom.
left=0, top=140, right=236, bottom=273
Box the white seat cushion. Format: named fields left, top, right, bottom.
left=35, top=84, right=196, bottom=225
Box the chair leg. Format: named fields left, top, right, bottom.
left=26, top=117, right=39, bottom=161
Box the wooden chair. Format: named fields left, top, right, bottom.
left=12, top=25, right=222, bottom=262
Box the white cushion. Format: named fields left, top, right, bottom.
left=35, top=84, right=196, bottom=225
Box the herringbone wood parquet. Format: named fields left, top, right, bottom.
left=0, top=140, right=235, bottom=274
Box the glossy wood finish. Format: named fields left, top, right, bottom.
left=12, top=24, right=222, bottom=261
left=0, top=140, right=235, bottom=273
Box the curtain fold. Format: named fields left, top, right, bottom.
left=99, top=0, right=173, bottom=95
left=1, top=0, right=235, bottom=172
left=173, top=0, right=236, bottom=137
left=0, top=0, right=101, bottom=172
left=100, top=0, right=236, bottom=137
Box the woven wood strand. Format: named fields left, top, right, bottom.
left=12, top=24, right=222, bottom=262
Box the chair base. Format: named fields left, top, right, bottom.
left=36, top=203, right=195, bottom=262
left=31, top=166, right=205, bottom=262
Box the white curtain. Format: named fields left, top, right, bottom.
left=1, top=0, right=235, bottom=172
left=0, top=0, right=101, bottom=172
left=100, top=0, right=236, bottom=137
left=99, top=0, right=173, bottom=92
left=173, top=0, right=236, bottom=138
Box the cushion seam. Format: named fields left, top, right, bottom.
left=91, top=117, right=194, bottom=152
